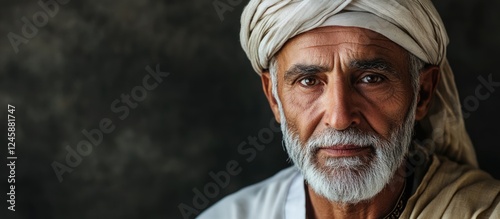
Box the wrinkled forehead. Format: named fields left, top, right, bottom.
left=278, top=26, right=408, bottom=64
left=285, top=26, right=396, bottom=48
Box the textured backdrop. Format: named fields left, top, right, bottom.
left=0, top=0, right=499, bottom=218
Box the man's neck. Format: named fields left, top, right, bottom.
left=305, top=165, right=407, bottom=219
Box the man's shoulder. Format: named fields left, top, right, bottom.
left=437, top=156, right=500, bottom=217
left=406, top=155, right=500, bottom=218
left=198, top=166, right=300, bottom=219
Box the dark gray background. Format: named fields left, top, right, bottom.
left=0, top=0, right=498, bottom=218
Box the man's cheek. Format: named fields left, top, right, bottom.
left=285, top=102, right=322, bottom=143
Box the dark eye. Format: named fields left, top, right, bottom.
left=360, top=75, right=384, bottom=84
left=299, top=77, right=319, bottom=87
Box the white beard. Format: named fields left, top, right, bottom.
left=278, top=97, right=417, bottom=204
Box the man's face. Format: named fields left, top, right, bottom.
left=275, top=26, right=414, bottom=145
left=266, top=26, right=419, bottom=203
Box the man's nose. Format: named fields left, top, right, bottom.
left=323, top=79, right=361, bottom=130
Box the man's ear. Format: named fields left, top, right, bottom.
left=415, top=65, right=440, bottom=120
left=261, top=71, right=282, bottom=124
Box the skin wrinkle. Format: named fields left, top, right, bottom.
left=304, top=42, right=394, bottom=52
left=295, top=27, right=398, bottom=52
left=261, top=26, right=437, bottom=219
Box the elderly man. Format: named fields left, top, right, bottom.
left=200, top=0, right=500, bottom=218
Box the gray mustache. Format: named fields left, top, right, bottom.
left=306, top=128, right=383, bottom=150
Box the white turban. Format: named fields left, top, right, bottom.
left=240, top=0, right=478, bottom=167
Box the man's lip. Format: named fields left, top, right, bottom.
left=318, top=145, right=372, bottom=157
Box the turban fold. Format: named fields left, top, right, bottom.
left=240, top=0, right=478, bottom=167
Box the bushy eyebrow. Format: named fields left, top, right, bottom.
left=349, top=58, right=397, bottom=75
left=284, top=64, right=329, bottom=82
